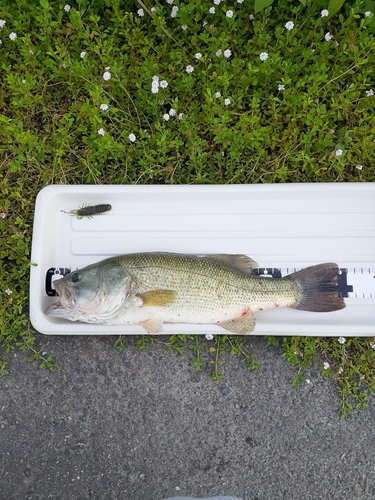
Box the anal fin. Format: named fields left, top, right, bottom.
left=219, top=309, right=256, bottom=334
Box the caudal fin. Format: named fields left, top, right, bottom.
left=287, top=263, right=346, bottom=312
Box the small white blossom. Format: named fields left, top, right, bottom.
left=356, top=165, right=363, bottom=170
left=137, top=8, right=144, bottom=17
left=306, top=379, right=311, bottom=384
left=338, top=337, right=346, bottom=344
left=205, top=333, right=213, bottom=340
left=338, top=366, right=344, bottom=374
left=186, top=65, right=194, bottom=73
left=100, top=104, right=109, bottom=111
left=224, top=49, right=232, bottom=58
left=209, top=7, right=215, bottom=13
left=22, top=79, right=26, bottom=84
left=335, top=149, right=343, bottom=156
left=214, top=92, right=221, bottom=98
left=9, top=32, right=17, bottom=41
left=195, top=52, right=202, bottom=60
left=0, top=20, right=6, bottom=28
left=0, top=40, right=2, bottom=45
left=103, top=71, right=111, bottom=81
left=278, top=84, right=285, bottom=91
left=237, top=0, right=244, bottom=3
left=321, top=9, right=329, bottom=17
left=249, top=14, right=254, bottom=20
left=325, top=32, right=333, bottom=41
left=226, top=10, right=234, bottom=18
left=0, top=212, right=6, bottom=218
left=64, top=4, right=71, bottom=12
left=163, top=113, right=170, bottom=121
left=152, top=75, right=159, bottom=82
left=80, top=51, right=86, bottom=59
left=365, top=11, right=371, bottom=17
left=105, top=66, right=110, bottom=70
left=203, top=21, right=208, bottom=27
left=370, top=341, right=375, bottom=349
left=216, top=49, right=222, bottom=57
left=160, top=80, right=168, bottom=89
left=181, top=24, right=188, bottom=30
left=171, top=5, right=179, bottom=18
left=323, top=362, right=330, bottom=370
left=366, top=89, right=374, bottom=97
left=128, top=133, right=136, bottom=142
left=151, top=83, right=159, bottom=94
left=259, top=52, right=268, bottom=61
left=335, top=41, right=339, bottom=46
left=285, top=21, right=294, bottom=30
left=178, top=113, right=184, bottom=120
left=150, top=7, right=156, bottom=13
left=98, top=128, right=105, bottom=136
left=169, top=108, right=176, bottom=116
left=167, top=0, right=174, bottom=3
left=224, top=98, right=231, bottom=105
left=5, top=288, right=12, bottom=295
left=214, top=0, right=221, bottom=4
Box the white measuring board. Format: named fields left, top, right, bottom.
left=30, top=184, right=375, bottom=336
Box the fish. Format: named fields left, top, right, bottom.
left=45, top=252, right=345, bottom=334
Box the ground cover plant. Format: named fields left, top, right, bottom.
left=0, top=0, right=374, bottom=418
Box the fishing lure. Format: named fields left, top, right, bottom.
left=61, top=203, right=112, bottom=219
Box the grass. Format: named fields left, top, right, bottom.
left=0, top=0, right=375, bottom=418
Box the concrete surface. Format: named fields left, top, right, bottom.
left=1, top=334, right=374, bottom=500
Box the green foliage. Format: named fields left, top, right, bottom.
left=0, top=0, right=375, bottom=416
left=255, top=0, right=373, bottom=17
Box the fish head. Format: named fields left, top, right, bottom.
left=45, top=259, right=131, bottom=323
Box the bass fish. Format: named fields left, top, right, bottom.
left=45, top=253, right=345, bottom=334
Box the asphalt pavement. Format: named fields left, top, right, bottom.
left=1, top=334, right=374, bottom=500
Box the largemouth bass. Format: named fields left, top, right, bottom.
left=45, top=253, right=345, bottom=334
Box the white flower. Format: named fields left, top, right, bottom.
left=64, top=4, right=71, bottom=12
left=321, top=9, right=329, bottom=17
left=103, top=71, right=111, bottom=81
left=171, top=5, right=179, bottom=18
left=365, top=11, right=371, bottom=17
left=203, top=21, right=207, bottom=27
left=259, top=52, right=268, bottom=61
left=205, top=333, right=213, bottom=340
left=214, top=92, right=221, bottom=98
left=325, top=32, right=333, bottom=41
left=305, top=379, right=311, bottom=384
left=249, top=14, right=254, bottom=20
left=128, top=133, right=136, bottom=142
left=285, top=21, right=294, bottom=30
left=226, top=10, right=234, bottom=18
left=366, top=89, right=374, bottom=97
left=0, top=212, right=6, bottom=218
left=100, top=104, right=109, bottom=111
left=370, top=341, right=375, bottom=349
left=22, top=79, right=26, bottom=84
left=5, top=288, right=12, bottom=295
left=167, top=0, right=174, bottom=3
left=150, top=7, right=156, bottom=13
left=137, top=8, right=144, bottom=17
left=338, top=337, right=346, bottom=344
left=335, top=149, right=343, bottom=156
left=338, top=366, right=344, bottom=374
left=224, top=98, right=231, bottom=105
left=151, top=82, right=159, bottom=94
left=160, top=80, right=168, bottom=88
left=223, top=49, right=232, bottom=58
left=195, top=52, right=202, bottom=60
left=152, top=75, right=159, bottom=82
left=0, top=20, right=6, bottom=28
left=356, top=165, right=363, bottom=170
left=237, top=0, right=244, bottom=3
left=105, top=66, right=110, bottom=70
left=216, top=49, right=222, bottom=57
left=163, top=113, right=170, bottom=121
left=278, top=84, right=285, bottom=90
left=80, top=51, right=86, bottom=59
left=186, top=65, right=194, bottom=73
left=9, top=32, right=17, bottom=40
left=181, top=24, right=188, bottom=30
left=213, top=0, right=221, bottom=4
left=98, top=128, right=105, bottom=136
left=0, top=40, right=2, bottom=45
left=209, top=7, right=215, bottom=13
left=169, top=108, right=176, bottom=116
left=323, top=362, right=330, bottom=370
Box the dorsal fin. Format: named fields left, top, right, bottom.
left=203, top=254, right=258, bottom=275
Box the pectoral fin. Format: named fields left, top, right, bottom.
left=137, top=289, right=176, bottom=307
left=219, top=309, right=256, bottom=334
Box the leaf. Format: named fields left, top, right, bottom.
left=311, top=0, right=329, bottom=6
left=327, top=0, right=346, bottom=17
left=364, top=0, right=375, bottom=11
left=255, top=0, right=275, bottom=13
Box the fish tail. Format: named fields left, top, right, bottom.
left=287, top=263, right=345, bottom=312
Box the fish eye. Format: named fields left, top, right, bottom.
left=71, top=272, right=81, bottom=283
